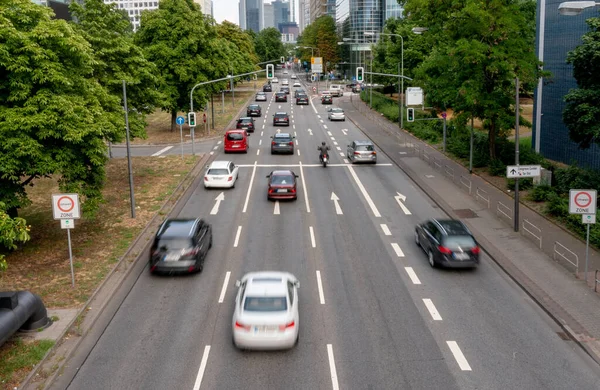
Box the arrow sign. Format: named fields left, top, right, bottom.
left=331, top=192, right=343, bottom=215
left=308, top=128, right=313, bottom=135
left=394, top=192, right=411, bottom=215
left=210, top=192, right=225, bottom=215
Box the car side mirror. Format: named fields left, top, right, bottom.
left=294, top=281, right=300, bottom=288
left=266, top=175, right=270, bottom=178
left=235, top=280, right=241, bottom=287
left=295, top=174, right=299, bottom=178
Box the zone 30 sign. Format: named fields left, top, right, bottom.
left=52, top=194, right=81, bottom=220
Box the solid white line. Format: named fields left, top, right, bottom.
left=274, top=201, right=280, bottom=215
left=447, top=341, right=472, bottom=371
left=192, top=345, right=211, bottom=390
left=316, top=270, right=325, bottom=304
left=380, top=224, right=391, bottom=236
left=347, top=165, right=381, bottom=217
left=405, top=267, right=421, bottom=284
left=423, top=299, right=442, bottom=321
left=256, top=149, right=260, bottom=155
left=233, top=226, right=242, bottom=248
left=299, top=162, right=311, bottom=213
left=235, top=163, right=393, bottom=168
left=259, top=139, right=262, bottom=146
left=218, top=272, right=231, bottom=303
left=391, top=243, right=405, bottom=257
left=297, top=149, right=301, bottom=156
left=151, top=146, right=173, bottom=156
left=327, top=344, right=340, bottom=390
left=242, top=162, right=257, bottom=213
left=309, top=226, right=316, bottom=248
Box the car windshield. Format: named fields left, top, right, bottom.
left=271, top=175, right=294, bottom=184
left=244, top=296, right=288, bottom=312
left=227, top=133, right=244, bottom=141
left=443, top=236, right=476, bottom=249
left=156, top=238, right=192, bottom=251
left=207, top=168, right=229, bottom=175
left=356, top=145, right=374, bottom=151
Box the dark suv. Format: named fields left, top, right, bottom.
left=236, top=117, right=255, bottom=132
left=273, top=112, right=290, bottom=126
left=149, top=218, right=213, bottom=274
left=270, top=133, right=295, bottom=154
left=415, top=219, right=480, bottom=269
left=263, top=84, right=272, bottom=92
left=246, top=104, right=261, bottom=117
left=275, top=92, right=287, bottom=102
left=296, top=94, right=309, bottom=105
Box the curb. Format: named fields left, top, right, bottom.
left=21, top=153, right=212, bottom=390
left=344, top=100, right=600, bottom=366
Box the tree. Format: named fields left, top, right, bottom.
left=135, top=0, right=226, bottom=131
left=563, top=17, right=600, bottom=150
left=297, top=15, right=340, bottom=71
left=217, top=21, right=260, bottom=75
left=0, top=203, right=30, bottom=273
left=70, top=0, right=163, bottom=140
left=0, top=0, right=119, bottom=215
left=254, top=27, right=286, bottom=64
left=405, top=0, right=542, bottom=159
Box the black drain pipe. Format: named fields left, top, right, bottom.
left=0, top=291, right=51, bottom=347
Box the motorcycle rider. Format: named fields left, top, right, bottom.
left=317, top=141, right=330, bottom=163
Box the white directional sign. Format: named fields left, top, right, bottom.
left=569, top=189, right=597, bottom=215
left=52, top=194, right=81, bottom=220
left=506, top=165, right=541, bottom=178
left=311, top=57, right=323, bottom=73
left=583, top=214, right=596, bottom=224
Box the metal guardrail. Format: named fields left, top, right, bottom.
left=522, top=219, right=542, bottom=249
left=476, top=187, right=490, bottom=208
left=497, top=201, right=512, bottom=221
left=553, top=241, right=579, bottom=270
left=433, top=159, right=442, bottom=170
left=595, top=270, right=600, bottom=292
left=460, top=175, right=472, bottom=195
left=444, top=165, right=454, bottom=179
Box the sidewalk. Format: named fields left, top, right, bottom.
left=339, top=95, right=600, bottom=363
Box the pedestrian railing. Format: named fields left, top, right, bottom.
left=553, top=241, right=579, bottom=270
left=476, top=187, right=490, bottom=209
left=422, top=150, right=430, bottom=164
left=460, top=175, right=472, bottom=195
left=434, top=158, right=442, bottom=170
left=522, top=219, right=542, bottom=249
left=444, top=165, right=454, bottom=180
left=497, top=201, right=512, bottom=221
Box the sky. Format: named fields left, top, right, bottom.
left=213, top=0, right=299, bottom=27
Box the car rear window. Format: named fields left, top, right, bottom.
left=239, top=118, right=252, bottom=123
left=443, top=236, right=476, bottom=249
left=156, top=238, right=192, bottom=250
left=271, top=175, right=294, bottom=184
left=244, top=296, right=288, bottom=312
left=274, top=135, right=292, bottom=142
left=332, top=109, right=343, bottom=113
left=275, top=114, right=287, bottom=118
left=227, top=133, right=244, bottom=141
left=208, top=168, right=229, bottom=175
left=356, top=145, right=374, bottom=151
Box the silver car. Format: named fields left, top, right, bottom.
left=347, top=140, right=377, bottom=164
left=328, top=108, right=345, bottom=121
left=255, top=92, right=267, bottom=101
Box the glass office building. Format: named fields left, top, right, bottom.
left=384, top=0, right=402, bottom=20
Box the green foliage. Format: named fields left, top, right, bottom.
left=553, top=165, right=600, bottom=196
left=507, top=178, right=533, bottom=191
left=446, top=131, right=490, bottom=168
left=528, top=185, right=554, bottom=202
left=545, top=192, right=569, bottom=218
left=296, top=15, right=340, bottom=68
left=254, top=27, right=286, bottom=64
left=217, top=21, right=260, bottom=74
left=0, top=202, right=30, bottom=272
left=488, top=159, right=506, bottom=176
left=0, top=0, right=115, bottom=214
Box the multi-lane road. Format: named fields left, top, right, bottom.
left=55, top=71, right=600, bottom=390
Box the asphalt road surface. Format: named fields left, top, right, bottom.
left=56, top=70, right=600, bottom=390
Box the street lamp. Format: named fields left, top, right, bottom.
left=558, top=1, right=600, bottom=15
left=411, top=27, right=429, bottom=34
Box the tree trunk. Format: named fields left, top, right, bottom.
left=171, top=110, right=177, bottom=132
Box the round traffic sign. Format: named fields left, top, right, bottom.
left=57, top=196, right=75, bottom=213
left=574, top=192, right=593, bottom=208
left=176, top=116, right=185, bottom=125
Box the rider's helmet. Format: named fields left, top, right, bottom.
left=321, top=141, right=326, bottom=146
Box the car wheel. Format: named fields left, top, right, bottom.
left=415, top=231, right=420, bottom=247
left=209, top=236, right=213, bottom=249
left=428, top=250, right=436, bottom=268
left=295, top=332, right=299, bottom=346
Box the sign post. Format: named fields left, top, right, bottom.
left=52, top=194, right=81, bottom=287
left=569, top=189, right=597, bottom=282
left=176, top=116, right=185, bottom=159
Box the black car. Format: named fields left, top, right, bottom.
left=271, top=133, right=295, bottom=154
left=281, top=86, right=290, bottom=95
left=296, top=94, right=309, bottom=105
left=246, top=104, right=262, bottom=117
left=236, top=117, right=255, bottom=132
left=275, top=92, right=287, bottom=102
left=263, top=84, right=272, bottom=92
left=294, top=89, right=306, bottom=98
left=273, top=112, right=290, bottom=126
left=321, top=95, right=333, bottom=104
left=415, top=219, right=480, bottom=268
left=149, top=218, right=212, bottom=274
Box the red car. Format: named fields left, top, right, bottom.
left=224, top=130, right=249, bottom=153
left=266, top=170, right=298, bottom=201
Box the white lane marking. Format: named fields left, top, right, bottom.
left=308, top=129, right=313, bottom=135
left=317, top=115, right=321, bottom=118
left=261, top=131, right=264, bottom=136
left=256, top=149, right=260, bottom=155
left=192, top=345, right=211, bottom=390
left=331, top=192, right=343, bottom=215
left=391, top=243, right=405, bottom=257
left=339, top=152, right=344, bottom=156
left=447, top=341, right=472, bottom=371
left=327, top=131, right=332, bottom=136
left=343, top=159, right=349, bottom=164
left=347, top=165, right=381, bottom=217
left=218, top=272, right=231, bottom=303
left=262, top=124, right=265, bottom=129
left=151, top=146, right=173, bottom=156
left=212, top=146, right=218, bottom=150
left=320, top=119, right=324, bottom=123
left=380, top=224, right=391, bottom=236
left=242, top=161, right=257, bottom=213
left=233, top=226, right=242, bottom=248
left=259, top=139, right=262, bottom=146
left=327, top=344, right=340, bottom=390
left=293, top=124, right=296, bottom=129
left=294, top=131, right=297, bottom=137
left=330, top=137, right=335, bottom=141
left=399, top=151, right=407, bottom=155
left=235, top=163, right=393, bottom=168
left=336, top=146, right=341, bottom=151
left=423, top=299, right=442, bottom=321
left=405, top=267, right=422, bottom=284
left=309, top=226, right=316, bottom=248
left=333, top=141, right=338, bottom=146
left=209, top=151, right=214, bottom=155
left=316, top=270, right=325, bottom=304
left=425, top=174, right=435, bottom=178
left=297, top=149, right=301, bottom=156
left=209, top=192, right=225, bottom=215
left=274, top=201, right=280, bottom=215
left=394, top=192, right=412, bottom=215
left=299, top=162, right=311, bottom=213
left=278, top=105, right=281, bottom=109
left=217, top=141, right=222, bottom=145
left=295, top=139, right=299, bottom=145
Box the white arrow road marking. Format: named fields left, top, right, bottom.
left=380, top=224, right=391, bottom=236
left=394, top=192, right=412, bottom=215
left=347, top=165, right=381, bottom=217
left=277, top=128, right=281, bottom=133
left=233, top=226, right=242, bottom=247
left=447, top=341, right=472, bottom=371
left=210, top=192, right=225, bottom=215
left=192, top=345, right=211, bottom=390
left=308, top=129, right=313, bottom=135
left=151, top=146, right=173, bottom=156
left=274, top=201, right=280, bottom=215
left=405, top=267, right=421, bottom=284
left=316, top=270, right=325, bottom=304
left=242, top=162, right=257, bottom=213
left=331, top=192, right=343, bottom=215
left=423, top=299, right=442, bottom=320
left=309, top=226, right=316, bottom=247
left=391, top=243, right=405, bottom=257
left=218, top=272, right=231, bottom=303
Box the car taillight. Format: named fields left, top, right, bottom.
left=372, top=151, right=377, bottom=155
left=268, top=187, right=274, bottom=193
left=285, top=117, right=288, bottom=121
left=204, top=176, right=208, bottom=181
left=279, top=321, right=295, bottom=331
left=272, top=141, right=276, bottom=145
left=151, top=250, right=160, bottom=256
left=188, top=266, right=195, bottom=273
left=289, top=141, right=293, bottom=145
left=471, top=246, right=480, bottom=255
left=235, top=321, right=251, bottom=331
left=354, top=151, right=360, bottom=155
left=438, top=246, right=453, bottom=255
left=291, top=187, right=296, bottom=193
left=183, top=248, right=199, bottom=256
left=228, top=176, right=233, bottom=182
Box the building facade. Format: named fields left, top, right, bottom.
left=102, top=0, right=159, bottom=31
left=264, top=2, right=274, bottom=28
left=309, top=0, right=335, bottom=23
left=272, top=0, right=290, bottom=31
left=533, top=1, right=600, bottom=170
left=299, top=0, right=310, bottom=33
left=239, top=0, right=263, bottom=33
left=384, top=0, right=402, bottom=20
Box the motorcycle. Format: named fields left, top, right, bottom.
left=321, top=153, right=328, bottom=167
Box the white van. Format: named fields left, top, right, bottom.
left=330, top=84, right=343, bottom=97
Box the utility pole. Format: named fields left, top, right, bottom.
left=122, top=80, right=135, bottom=218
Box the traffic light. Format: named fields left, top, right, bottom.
left=280, top=56, right=285, bottom=63
left=188, top=112, right=196, bottom=126
left=356, top=67, right=364, bottom=83
left=266, top=64, right=274, bottom=79
left=407, top=108, right=415, bottom=122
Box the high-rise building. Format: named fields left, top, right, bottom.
left=272, top=0, right=290, bottom=31
left=309, top=0, right=335, bottom=23
left=264, top=3, right=275, bottom=29
left=239, top=0, right=264, bottom=33
left=299, top=0, right=310, bottom=33
left=194, top=0, right=213, bottom=18
left=384, top=0, right=402, bottom=20
left=33, top=0, right=73, bottom=20
left=102, top=0, right=160, bottom=31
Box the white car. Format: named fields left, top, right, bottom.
left=272, top=77, right=279, bottom=83
left=232, top=271, right=300, bottom=350
left=293, top=82, right=301, bottom=87
left=328, top=108, right=345, bottom=121
left=291, top=74, right=297, bottom=79
left=283, top=70, right=289, bottom=74
left=204, top=161, right=239, bottom=188
left=282, top=79, right=289, bottom=86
